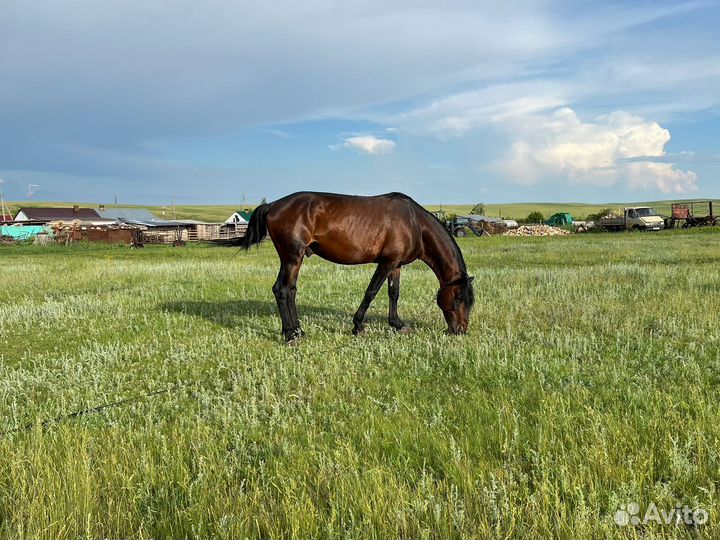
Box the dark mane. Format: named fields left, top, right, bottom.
left=409, top=201, right=475, bottom=310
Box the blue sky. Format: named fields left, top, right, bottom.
left=1, top=0, right=719, bottom=205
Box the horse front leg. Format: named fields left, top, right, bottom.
left=353, top=262, right=395, bottom=335
left=387, top=268, right=411, bottom=334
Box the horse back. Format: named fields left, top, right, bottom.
left=265, top=192, right=423, bottom=264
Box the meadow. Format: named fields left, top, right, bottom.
left=1, top=229, right=719, bottom=538
left=8, top=198, right=720, bottom=222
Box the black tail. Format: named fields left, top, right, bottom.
left=242, top=203, right=271, bottom=250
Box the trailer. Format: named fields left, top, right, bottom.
left=666, top=201, right=718, bottom=229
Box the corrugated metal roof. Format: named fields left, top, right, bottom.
left=118, top=218, right=212, bottom=227
left=97, top=208, right=157, bottom=221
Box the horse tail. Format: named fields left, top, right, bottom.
left=242, top=203, right=271, bottom=250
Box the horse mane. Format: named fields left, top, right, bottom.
left=403, top=197, right=475, bottom=310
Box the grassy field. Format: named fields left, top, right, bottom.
left=8, top=198, right=720, bottom=222
left=1, top=230, right=719, bottom=538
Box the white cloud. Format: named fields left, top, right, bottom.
left=494, top=108, right=698, bottom=192
left=625, top=161, right=698, bottom=193
left=341, top=136, right=396, bottom=155
left=391, top=82, right=570, bottom=139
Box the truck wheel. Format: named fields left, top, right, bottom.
left=455, top=228, right=467, bottom=237
left=632, top=225, right=642, bottom=231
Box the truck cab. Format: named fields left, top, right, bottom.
left=625, top=207, right=664, bottom=231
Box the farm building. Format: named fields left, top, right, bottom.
left=96, top=208, right=204, bottom=243
left=14, top=206, right=112, bottom=226
left=6, top=206, right=245, bottom=244
left=224, top=210, right=251, bottom=225
left=5, top=206, right=146, bottom=244
left=111, top=217, right=236, bottom=243
left=221, top=210, right=249, bottom=240
left=49, top=221, right=143, bottom=244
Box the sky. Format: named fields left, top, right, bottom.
left=1, top=0, right=719, bottom=205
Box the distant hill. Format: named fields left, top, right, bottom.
left=7, top=198, right=719, bottom=222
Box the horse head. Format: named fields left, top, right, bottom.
left=436, top=273, right=475, bottom=334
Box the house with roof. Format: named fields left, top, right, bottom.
left=14, top=206, right=111, bottom=225
left=224, top=210, right=251, bottom=225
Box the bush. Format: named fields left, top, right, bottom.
left=526, top=211, right=545, bottom=223
left=471, top=203, right=486, bottom=215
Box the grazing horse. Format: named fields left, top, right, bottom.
left=242, top=191, right=474, bottom=342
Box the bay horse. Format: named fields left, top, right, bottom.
left=242, top=192, right=474, bottom=343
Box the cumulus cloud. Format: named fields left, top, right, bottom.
left=390, top=82, right=570, bottom=139
left=494, top=108, right=698, bottom=192
left=391, top=83, right=699, bottom=193
left=341, top=136, right=396, bottom=155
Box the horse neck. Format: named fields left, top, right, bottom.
left=420, top=217, right=465, bottom=286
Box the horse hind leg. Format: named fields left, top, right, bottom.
left=273, top=256, right=304, bottom=343
left=387, top=268, right=411, bottom=334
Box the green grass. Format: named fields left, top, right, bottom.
left=1, top=230, right=720, bottom=538
left=8, top=198, right=720, bottom=222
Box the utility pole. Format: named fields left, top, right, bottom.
left=0, top=188, right=10, bottom=221
left=114, top=194, right=118, bottom=206
left=27, top=184, right=38, bottom=201
left=171, top=200, right=176, bottom=220
left=242, top=193, right=246, bottom=207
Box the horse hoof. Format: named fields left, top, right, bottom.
left=397, top=326, right=413, bottom=335
left=352, top=326, right=365, bottom=336
left=286, top=337, right=300, bottom=347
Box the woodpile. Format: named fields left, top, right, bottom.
left=504, top=225, right=572, bottom=237
left=479, top=221, right=508, bottom=235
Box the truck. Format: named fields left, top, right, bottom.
left=597, top=207, right=664, bottom=231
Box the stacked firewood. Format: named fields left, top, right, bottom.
left=504, top=225, right=572, bottom=237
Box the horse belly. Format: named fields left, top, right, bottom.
left=310, top=233, right=382, bottom=265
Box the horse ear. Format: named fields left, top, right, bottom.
left=468, top=276, right=475, bottom=284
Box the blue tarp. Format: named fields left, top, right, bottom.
left=0, top=225, right=49, bottom=239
